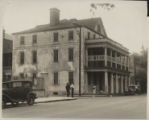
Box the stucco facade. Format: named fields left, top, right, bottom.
left=12, top=26, right=101, bottom=95
left=12, top=8, right=131, bottom=96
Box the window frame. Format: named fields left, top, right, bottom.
left=32, top=50, right=37, bottom=64
left=68, top=30, right=74, bottom=40
left=68, top=48, right=74, bottom=61
left=53, top=49, right=58, bottom=62
left=20, top=51, right=24, bottom=65
left=20, top=36, right=25, bottom=45
left=87, top=32, right=90, bottom=40
left=54, top=72, right=58, bottom=85
left=32, top=35, right=37, bottom=44
left=53, top=32, right=58, bottom=42
left=69, top=71, right=74, bottom=84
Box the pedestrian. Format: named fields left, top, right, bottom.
left=65, top=82, right=70, bottom=97
left=70, top=82, right=74, bottom=97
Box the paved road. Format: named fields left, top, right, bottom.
left=2, top=94, right=146, bottom=119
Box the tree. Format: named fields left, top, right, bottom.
left=133, top=47, right=147, bottom=93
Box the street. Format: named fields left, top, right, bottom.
left=3, top=94, right=146, bottom=119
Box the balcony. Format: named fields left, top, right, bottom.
left=88, top=55, right=105, bottom=61
left=88, top=55, right=116, bottom=62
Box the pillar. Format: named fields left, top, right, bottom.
left=104, top=47, right=107, bottom=67
left=84, top=72, right=88, bottom=93
left=116, top=74, right=119, bottom=94
left=104, top=71, right=108, bottom=93
left=125, top=76, right=128, bottom=91
left=111, top=73, right=114, bottom=94
left=86, top=49, right=88, bottom=67
left=115, top=52, right=117, bottom=68
left=110, top=49, right=112, bottom=67
left=120, top=55, right=122, bottom=70
left=121, top=75, right=124, bottom=94
left=124, top=56, right=126, bottom=70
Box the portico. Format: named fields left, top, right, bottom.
left=84, top=39, right=130, bottom=95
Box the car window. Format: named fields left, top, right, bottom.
left=13, top=82, right=22, bottom=87
left=3, top=83, right=12, bottom=88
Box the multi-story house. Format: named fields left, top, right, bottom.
left=3, top=31, right=13, bottom=82
left=12, top=8, right=130, bottom=96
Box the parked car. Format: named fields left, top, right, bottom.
left=124, top=85, right=141, bottom=95
left=2, top=80, right=37, bottom=108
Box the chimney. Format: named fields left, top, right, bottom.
left=50, top=8, right=60, bottom=26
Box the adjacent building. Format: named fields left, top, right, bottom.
left=12, top=8, right=131, bottom=96
left=3, top=32, right=13, bottom=82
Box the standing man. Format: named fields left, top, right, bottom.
left=65, top=82, right=70, bottom=97
left=70, top=82, right=74, bottom=97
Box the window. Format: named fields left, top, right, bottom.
left=68, top=31, right=73, bottom=40
left=20, top=51, right=24, bottom=65
left=54, top=72, right=58, bottom=85
left=32, top=73, right=37, bottom=79
left=87, top=32, right=90, bottom=39
left=32, top=50, right=37, bottom=64
left=93, top=34, right=96, bottom=39
left=32, top=35, right=37, bottom=44
left=68, top=48, right=73, bottom=61
left=20, top=73, right=24, bottom=78
left=13, top=82, right=22, bottom=87
left=53, top=32, right=58, bottom=42
left=69, top=72, right=73, bottom=84
left=54, top=49, right=58, bottom=62
left=20, top=36, right=25, bottom=45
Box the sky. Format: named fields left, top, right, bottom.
left=1, top=0, right=148, bottom=53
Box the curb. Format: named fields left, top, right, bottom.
left=35, top=98, right=77, bottom=104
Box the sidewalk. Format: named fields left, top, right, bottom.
left=35, top=96, right=77, bottom=103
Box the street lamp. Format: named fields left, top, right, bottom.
left=72, top=23, right=82, bottom=96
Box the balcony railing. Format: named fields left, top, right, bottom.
left=88, top=55, right=127, bottom=66
left=88, top=55, right=105, bottom=61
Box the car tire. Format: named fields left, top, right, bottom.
left=27, top=96, right=35, bottom=105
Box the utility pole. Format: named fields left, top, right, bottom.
left=73, top=23, right=82, bottom=96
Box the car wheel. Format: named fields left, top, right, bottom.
left=27, top=96, right=35, bottom=105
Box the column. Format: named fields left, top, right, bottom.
left=124, top=56, right=126, bottom=70
left=121, top=75, right=124, bottom=94
left=123, top=75, right=125, bottom=92
left=128, top=75, right=130, bottom=86
left=115, top=52, right=117, bottom=69
left=127, top=56, right=130, bottom=71
left=120, top=55, right=122, bottom=70
left=110, top=49, right=112, bottom=67
left=104, top=71, right=108, bottom=93
left=111, top=73, right=114, bottom=94
left=116, top=74, right=119, bottom=94
left=85, top=72, right=88, bottom=93
left=125, top=76, right=128, bottom=91
left=104, top=47, right=107, bottom=67
left=86, top=49, right=88, bottom=67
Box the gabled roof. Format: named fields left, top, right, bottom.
left=13, top=17, right=107, bottom=37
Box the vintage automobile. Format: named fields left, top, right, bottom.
left=2, top=80, right=37, bottom=107
left=124, top=85, right=141, bottom=95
